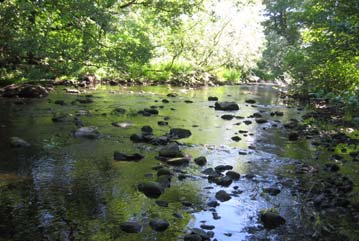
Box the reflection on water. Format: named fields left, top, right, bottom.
left=0, top=84, right=324, bottom=240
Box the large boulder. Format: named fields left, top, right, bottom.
left=214, top=102, right=239, bottom=111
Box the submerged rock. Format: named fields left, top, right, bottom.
left=260, top=209, right=286, bottom=229
left=74, top=126, right=100, bottom=139
left=214, top=101, right=239, bottom=111
left=120, top=222, right=142, bottom=233
left=138, top=182, right=163, bottom=198
left=113, top=152, right=144, bottom=161
left=10, top=137, right=31, bottom=148
left=169, top=128, right=192, bottom=139
left=149, top=218, right=170, bottom=232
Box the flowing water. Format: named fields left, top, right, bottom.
left=0, top=84, right=354, bottom=241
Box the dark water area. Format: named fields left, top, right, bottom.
left=0, top=84, right=358, bottom=241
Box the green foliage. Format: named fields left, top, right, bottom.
left=217, top=68, right=242, bottom=82
left=260, top=0, right=359, bottom=102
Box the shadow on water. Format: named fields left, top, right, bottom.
left=0, top=84, right=353, bottom=240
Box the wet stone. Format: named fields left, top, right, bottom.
left=263, top=187, right=281, bottom=196
left=169, top=128, right=192, bottom=139
left=159, top=143, right=183, bottom=158
left=138, top=182, right=163, bottom=198
left=166, top=157, right=189, bottom=166
left=214, top=101, right=239, bottom=111
left=260, top=210, right=286, bottom=229
left=245, top=99, right=256, bottom=104
left=120, top=222, right=142, bottom=233
left=184, top=234, right=202, bottom=241
left=207, top=200, right=220, bottom=207
left=226, top=170, right=240, bottom=180
left=243, top=120, right=252, bottom=125
left=158, top=121, right=168, bottom=126
left=194, top=156, right=207, bottom=166
left=149, top=218, right=170, bottom=232
left=211, top=176, right=232, bottom=187
left=141, top=125, right=153, bottom=134
left=255, top=118, right=268, bottom=124
left=157, top=168, right=173, bottom=176
left=200, top=224, right=215, bottom=230
left=221, top=114, right=235, bottom=120
left=208, top=96, right=218, bottom=101
left=74, top=126, right=100, bottom=139
left=114, top=152, right=144, bottom=162
left=215, top=190, right=231, bottom=202
left=214, top=165, right=233, bottom=172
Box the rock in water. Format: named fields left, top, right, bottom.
left=10, top=137, right=31, bottom=148
left=120, top=222, right=142, bottom=233
left=169, top=128, right=192, bottom=139
left=215, top=190, right=231, bottom=202
left=260, top=210, right=286, bottom=229
left=74, top=126, right=100, bottom=139
left=184, top=234, right=202, bottom=241
left=18, top=85, right=48, bottom=98
left=138, top=182, right=163, bottom=198
left=245, top=99, right=256, bottom=104
left=166, top=157, right=190, bottom=166
left=263, top=187, right=281, bottom=196
left=194, top=156, right=207, bottom=166
left=159, top=143, right=183, bottom=158
left=214, top=102, right=239, bottom=111
left=114, top=152, right=144, bottom=161
left=149, top=218, right=170, bottom=232
left=226, top=170, right=240, bottom=180
left=208, top=96, right=218, bottom=101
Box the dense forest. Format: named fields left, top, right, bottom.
left=1, top=0, right=358, bottom=100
